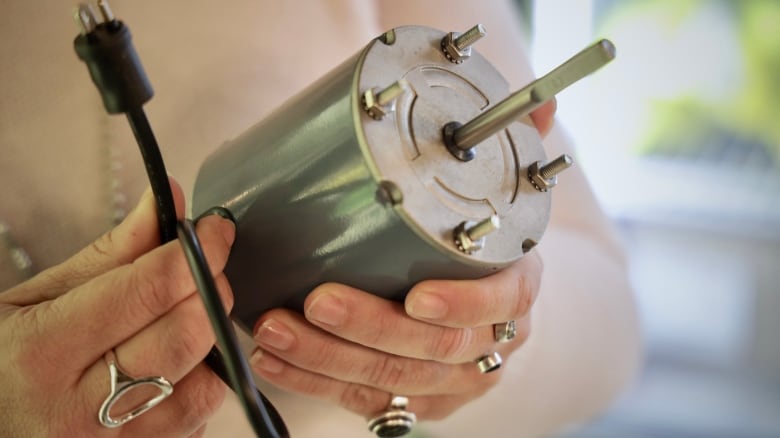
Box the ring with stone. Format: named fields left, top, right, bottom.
left=493, top=320, right=517, bottom=343
left=367, top=395, right=417, bottom=437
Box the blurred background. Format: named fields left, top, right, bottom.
left=519, top=0, right=780, bottom=436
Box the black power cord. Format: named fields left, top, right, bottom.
left=72, top=2, right=287, bottom=437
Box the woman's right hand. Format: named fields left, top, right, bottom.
left=0, top=180, right=235, bottom=437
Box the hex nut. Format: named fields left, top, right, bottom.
left=363, top=88, right=391, bottom=120
left=441, top=32, right=472, bottom=64
left=453, top=221, right=485, bottom=254
left=528, top=161, right=557, bottom=192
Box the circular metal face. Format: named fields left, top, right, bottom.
left=356, top=26, right=551, bottom=267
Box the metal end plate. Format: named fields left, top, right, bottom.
left=356, top=26, right=551, bottom=267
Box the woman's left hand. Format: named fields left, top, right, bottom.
left=250, top=251, right=542, bottom=420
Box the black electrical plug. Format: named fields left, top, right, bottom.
left=73, top=2, right=153, bottom=114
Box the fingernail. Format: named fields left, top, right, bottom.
left=199, top=207, right=236, bottom=246
left=250, top=349, right=284, bottom=374
left=406, top=292, right=448, bottom=320
left=220, top=217, right=236, bottom=246
left=127, top=187, right=154, bottom=220
left=306, top=293, right=347, bottom=327
left=254, top=319, right=295, bottom=351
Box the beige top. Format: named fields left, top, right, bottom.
left=0, top=1, right=641, bottom=436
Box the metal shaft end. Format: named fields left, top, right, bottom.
left=441, top=24, right=486, bottom=63
left=467, top=215, right=500, bottom=241
left=376, top=79, right=408, bottom=106
left=448, top=39, right=617, bottom=150
left=454, top=24, right=487, bottom=50
left=528, top=154, right=573, bottom=192
left=363, top=79, right=409, bottom=120
left=540, top=154, right=573, bottom=179
left=454, top=215, right=500, bottom=254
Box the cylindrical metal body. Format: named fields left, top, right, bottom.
left=193, top=26, right=551, bottom=331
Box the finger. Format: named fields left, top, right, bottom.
left=26, top=213, right=235, bottom=371
left=404, top=251, right=543, bottom=328
left=298, top=284, right=497, bottom=364
left=188, top=424, right=208, bottom=438
left=252, top=309, right=489, bottom=396
left=530, top=98, right=557, bottom=138
left=249, top=349, right=495, bottom=422
left=249, top=347, right=395, bottom=418
left=122, top=363, right=227, bottom=438
left=112, top=273, right=233, bottom=384
left=77, top=361, right=226, bottom=438
left=1, top=178, right=186, bottom=306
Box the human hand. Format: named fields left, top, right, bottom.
left=250, top=251, right=542, bottom=420
left=0, top=180, right=235, bottom=437
left=249, top=102, right=554, bottom=421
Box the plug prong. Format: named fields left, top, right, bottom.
left=74, top=3, right=99, bottom=34
left=97, top=0, right=115, bottom=22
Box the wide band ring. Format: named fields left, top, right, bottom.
left=475, top=352, right=503, bottom=374
left=367, top=395, right=417, bottom=437
left=98, top=350, right=174, bottom=428
left=493, top=320, right=517, bottom=343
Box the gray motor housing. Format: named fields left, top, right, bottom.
left=193, top=26, right=550, bottom=332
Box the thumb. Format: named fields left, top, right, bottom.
left=2, top=177, right=186, bottom=306
left=530, top=98, right=557, bottom=138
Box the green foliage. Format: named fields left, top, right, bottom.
left=732, top=0, right=780, bottom=161
left=606, top=0, right=780, bottom=165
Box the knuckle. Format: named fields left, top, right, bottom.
left=293, top=369, right=328, bottom=396
left=14, top=305, right=67, bottom=386
left=128, top=264, right=185, bottom=321
left=515, top=318, right=532, bottom=344
left=339, top=383, right=385, bottom=416
left=184, top=373, right=227, bottom=426
left=477, top=368, right=503, bottom=392
left=303, top=337, right=339, bottom=371
left=130, top=270, right=169, bottom=320
left=413, top=396, right=460, bottom=421
left=511, top=278, right=535, bottom=319
left=365, top=355, right=406, bottom=389
left=168, top=318, right=213, bottom=372
left=426, top=327, right=474, bottom=362
left=188, top=424, right=208, bottom=438
left=425, top=403, right=458, bottom=421
left=362, top=307, right=394, bottom=347
left=90, top=229, right=115, bottom=258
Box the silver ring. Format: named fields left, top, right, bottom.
left=475, top=352, right=503, bottom=374
left=98, top=350, right=174, bottom=428
left=493, top=320, right=517, bottom=343
left=367, top=395, right=417, bottom=437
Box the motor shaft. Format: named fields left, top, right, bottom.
left=447, top=39, right=616, bottom=152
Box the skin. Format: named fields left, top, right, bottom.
left=249, top=102, right=556, bottom=421
left=0, top=180, right=235, bottom=438
left=0, top=100, right=552, bottom=437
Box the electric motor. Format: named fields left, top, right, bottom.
left=193, top=25, right=613, bottom=330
